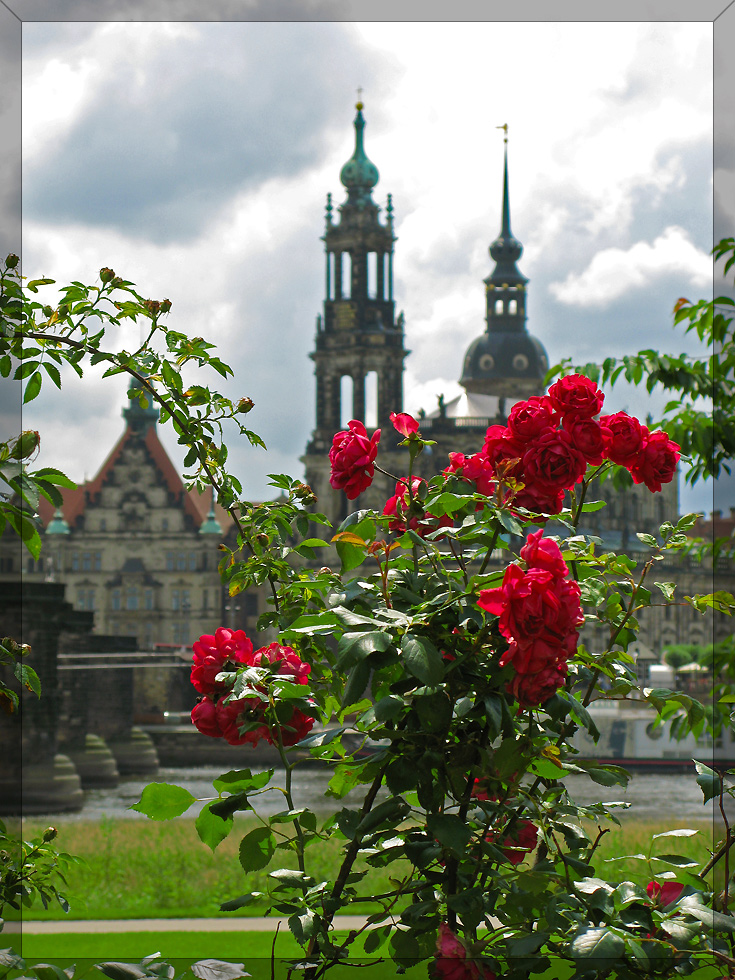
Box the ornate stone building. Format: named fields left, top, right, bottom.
left=19, top=381, right=230, bottom=649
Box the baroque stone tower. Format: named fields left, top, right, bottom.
left=304, top=100, right=408, bottom=527
left=459, top=128, right=548, bottom=404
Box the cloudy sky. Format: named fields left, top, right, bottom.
left=11, top=16, right=731, bottom=516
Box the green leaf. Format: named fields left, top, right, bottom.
left=23, top=371, right=42, bottom=403
left=401, top=633, right=444, bottom=685
left=212, top=768, right=273, bottom=795
left=636, top=532, right=658, bottom=547
left=694, top=760, right=723, bottom=804
left=238, top=827, right=276, bottom=872
left=652, top=828, right=699, bottom=840
left=219, top=893, right=262, bottom=912
left=337, top=630, right=392, bottom=669
left=571, top=927, right=624, bottom=962
left=288, top=909, right=317, bottom=945
left=130, top=782, right=196, bottom=820
left=195, top=801, right=233, bottom=852
left=655, top=582, right=676, bottom=601
left=427, top=813, right=473, bottom=853
left=33, top=467, right=77, bottom=488
left=335, top=538, right=366, bottom=574
left=374, top=694, right=406, bottom=722
left=95, top=964, right=148, bottom=980
left=191, top=960, right=250, bottom=980
left=342, top=659, right=371, bottom=708
left=42, top=361, right=62, bottom=388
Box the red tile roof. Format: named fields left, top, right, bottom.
left=38, top=424, right=206, bottom=531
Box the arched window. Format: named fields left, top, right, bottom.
left=340, top=375, right=354, bottom=429
left=495, top=299, right=504, bottom=315
left=508, top=299, right=517, bottom=314
left=365, top=371, right=378, bottom=429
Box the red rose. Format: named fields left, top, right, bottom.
left=433, top=923, right=495, bottom=980
left=191, top=627, right=254, bottom=695
left=522, top=428, right=588, bottom=491
left=563, top=416, right=605, bottom=466
left=510, top=482, right=565, bottom=518
left=445, top=452, right=496, bottom=497
left=548, top=373, right=604, bottom=419
left=215, top=696, right=314, bottom=747
left=520, top=529, right=569, bottom=577
left=629, top=430, right=681, bottom=493
left=506, top=662, right=567, bottom=707
left=390, top=411, right=419, bottom=437
left=647, top=880, right=684, bottom=906
left=191, top=696, right=223, bottom=738
left=482, top=425, right=524, bottom=472
left=499, top=635, right=574, bottom=675
left=329, top=420, right=381, bottom=499
left=599, top=411, right=647, bottom=466
left=383, top=478, right=452, bottom=538
left=500, top=819, right=538, bottom=865
left=507, top=396, right=557, bottom=439
left=478, top=565, right=583, bottom=647
left=251, top=642, right=311, bottom=685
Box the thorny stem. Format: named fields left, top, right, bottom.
left=479, top=524, right=501, bottom=575
left=303, top=761, right=390, bottom=977
left=445, top=771, right=477, bottom=933
left=587, top=825, right=610, bottom=862
left=270, top=704, right=306, bottom=876
left=449, top=538, right=469, bottom=586
left=717, top=769, right=731, bottom=913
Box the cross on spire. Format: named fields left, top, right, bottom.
left=356, top=86, right=363, bottom=108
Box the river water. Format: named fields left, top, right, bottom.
left=33, top=765, right=727, bottom=824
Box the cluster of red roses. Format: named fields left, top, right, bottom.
left=478, top=530, right=584, bottom=707
left=450, top=373, right=680, bottom=516
left=329, top=376, right=679, bottom=534
left=190, top=627, right=314, bottom=747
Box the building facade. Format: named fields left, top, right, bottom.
left=20, top=382, right=230, bottom=648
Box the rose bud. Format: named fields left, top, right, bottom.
left=6, top=253, right=19, bottom=269
left=236, top=397, right=255, bottom=413
left=99, top=267, right=115, bottom=282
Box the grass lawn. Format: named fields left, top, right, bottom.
left=14, top=815, right=721, bottom=922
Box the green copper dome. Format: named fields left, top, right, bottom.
left=46, top=508, right=70, bottom=535
left=340, top=102, right=379, bottom=208
left=198, top=506, right=222, bottom=536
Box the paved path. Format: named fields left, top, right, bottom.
left=6, top=917, right=372, bottom=935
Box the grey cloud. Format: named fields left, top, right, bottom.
left=14, top=0, right=345, bottom=22
left=23, top=23, right=383, bottom=244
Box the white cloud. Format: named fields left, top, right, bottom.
left=548, top=227, right=712, bottom=308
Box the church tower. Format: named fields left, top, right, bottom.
left=459, top=129, right=548, bottom=401
left=304, top=100, right=408, bottom=526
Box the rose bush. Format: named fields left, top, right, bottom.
left=4, top=253, right=734, bottom=980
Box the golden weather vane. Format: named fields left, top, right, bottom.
left=496, top=123, right=508, bottom=142
left=356, top=86, right=363, bottom=109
